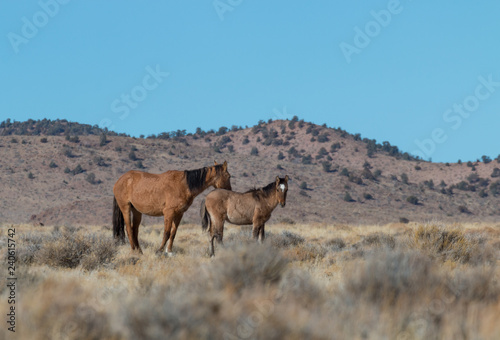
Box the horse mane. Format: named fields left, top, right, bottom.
left=185, top=165, right=223, bottom=192
left=245, top=181, right=276, bottom=200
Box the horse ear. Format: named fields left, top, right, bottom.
left=276, top=176, right=280, bottom=184
left=222, top=161, right=227, bottom=171
left=285, top=175, right=289, bottom=183
left=214, top=160, right=218, bottom=165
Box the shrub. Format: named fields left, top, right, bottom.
left=344, top=250, right=436, bottom=304
left=330, top=143, right=341, bottom=153
left=40, top=137, right=48, bottom=143
left=71, top=164, right=84, bottom=175
left=250, top=147, right=259, bottom=156
left=348, top=174, right=363, bottom=185
left=271, top=231, right=305, bottom=248
left=301, top=155, right=312, bottom=164
left=277, top=151, right=285, bottom=160
left=491, top=168, right=500, bottom=178
left=340, top=168, right=349, bottom=177
left=299, top=181, right=308, bottom=190
left=99, top=134, right=107, bottom=146
left=317, top=133, right=329, bottom=143
left=407, top=224, right=492, bottom=265
left=299, top=190, right=309, bottom=197
left=423, top=179, right=434, bottom=189
left=467, top=173, right=480, bottom=183
left=482, top=155, right=492, bottom=164
left=406, top=196, right=419, bottom=205
left=63, top=146, right=74, bottom=158
left=85, top=173, right=99, bottom=185
left=94, top=156, right=107, bottom=167
left=49, top=161, right=57, bottom=168
left=321, top=161, right=331, bottom=173
left=361, top=168, right=375, bottom=180
left=344, top=192, right=353, bottom=202
left=458, top=205, right=471, bottom=214
left=35, top=231, right=117, bottom=269
left=491, top=180, right=500, bottom=196
left=363, top=193, right=373, bottom=200
left=401, top=173, right=409, bottom=184
left=128, top=150, right=138, bottom=161
left=28, top=172, right=35, bottom=179
left=399, top=217, right=410, bottom=224
left=362, top=232, right=396, bottom=249
left=325, top=238, right=346, bottom=251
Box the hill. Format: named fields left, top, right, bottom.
left=1, top=118, right=500, bottom=226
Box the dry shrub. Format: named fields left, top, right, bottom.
left=16, top=232, right=58, bottom=264
left=361, top=232, right=396, bottom=249
left=17, top=278, right=115, bottom=340
left=448, top=267, right=499, bottom=302
left=344, top=250, right=438, bottom=305
left=270, top=230, right=305, bottom=248
left=285, top=243, right=326, bottom=262
left=35, top=231, right=117, bottom=270
left=324, top=237, right=346, bottom=251
left=407, top=224, right=493, bottom=264
left=209, top=243, right=289, bottom=292
left=112, top=242, right=290, bottom=339
left=80, top=237, right=118, bottom=271
left=277, top=268, right=324, bottom=307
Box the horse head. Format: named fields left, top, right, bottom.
left=212, top=160, right=232, bottom=190
left=275, top=175, right=289, bottom=207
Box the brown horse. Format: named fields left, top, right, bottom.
left=113, top=161, right=231, bottom=255
left=201, top=175, right=288, bottom=256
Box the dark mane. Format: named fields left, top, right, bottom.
left=185, top=165, right=223, bottom=192
left=245, top=181, right=276, bottom=200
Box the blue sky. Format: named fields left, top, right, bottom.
left=1, top=1, right=499, bottom=162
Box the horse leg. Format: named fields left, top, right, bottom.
left=131, top=207, right=143, bottom=254
left=210, top=219, right=224, bottom=257
left=260, top=224, right=266, bottom=243
left=157, top=212, right=173, bottom=253
left=166, top=213, right=183, bottom=254
left=252, top=222, right=261, bottom=241
left=121, top=204, right=136, bottom=252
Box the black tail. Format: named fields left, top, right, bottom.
left=113, top=197, right=125, bottom=243
left=201, top=199, right=210, bottom=232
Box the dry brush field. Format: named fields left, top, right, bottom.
left=2, top=221, right=500, bottom=339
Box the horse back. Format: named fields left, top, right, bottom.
left=206, top=189, right=257, bottom=225
left=114, top=170, right=189, bottom=215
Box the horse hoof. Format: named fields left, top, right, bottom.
left=166, top=252, right=174, bottom=257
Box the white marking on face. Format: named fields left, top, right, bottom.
left=279, top=184, right=286, bottom=191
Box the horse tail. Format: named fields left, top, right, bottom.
left=113, top=196, right=125, bottom=243
left=201, top=199, right=210, bottom=232
left=210, top=234, right=217, bottom=257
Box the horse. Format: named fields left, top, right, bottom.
left=113, top=161, right=232, bottom=255
left=201, top=175, right=288, bottom=256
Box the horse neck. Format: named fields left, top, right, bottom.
left=262, top=191, right=279, bottom=212
left=188, top=177, right=213, bottom=198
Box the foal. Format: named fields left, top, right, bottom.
left=201, top=175, right=288, bottom=256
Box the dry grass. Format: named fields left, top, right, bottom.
left=1, top=222, right=500, bottom=339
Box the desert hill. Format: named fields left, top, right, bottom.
left=1, top=118, right=499, bottom=227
